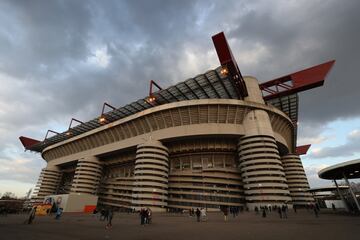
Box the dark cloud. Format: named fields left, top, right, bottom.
left=0, top=0, right=359, bottom=194
left=228, top=0, right=360, bottom=125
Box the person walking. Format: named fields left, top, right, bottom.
left=231, top=207, right=236, bottom=218
left=104, top=209, right=109, bottom=222
left=195, top=208, right=201, bottom=222
left=106, top=208, right=113, bottom=229
left=254, top=206, right=259, bottom=215
left=27, top=206, right=37, bottom=224
left=281, top=205, right=287, bottom=219
left=100, top=208, right=105, bottom=221
left=222, top=206, right=229, bottom=221
left=200, top=208, right=207, bottom=222
left=140, top=208, right=146, bottom=226
left=314, top=207, right=319, bottom=218
left=277, top=207, right=282, bottom=219
left=55, top=207, right=63, bottom=220
left=262, top=208, right=267, bottom=218
left=146, top=208, right=152, bottom=224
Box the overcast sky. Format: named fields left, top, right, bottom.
left=1, top=0, right=359, bottom=197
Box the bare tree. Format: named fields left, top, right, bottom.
left=1, top=192, right=16, bottom=199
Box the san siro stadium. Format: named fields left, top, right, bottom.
left=20, top=32, right=335, bottom=211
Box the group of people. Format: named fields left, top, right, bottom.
left=191, top=208, right=207, bottom=222
left=253, top=204, right=320, bottom=218
left=93, top=208, right=114, bottom=228
left=24, top=202, right=325, bottom=228
left=139, top=208, right=152, bottom=225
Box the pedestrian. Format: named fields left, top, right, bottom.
left=277, top=207, right=282, bottom=219
left=231, top=207, right=236, bottom=218
left=146, top=208, right=152, bottom=224
left=140, top=208, right=147, bottom=226
left=281, top=205, right=287, bottom=219
left=28, top=206, right=37, bottom=224
left=314, top=207, right=319, bottom=218
left=195, top=208, right=201, bottom=222
left=262, top=209, right=266, bottom=218
left=293, top=205, right=297, bottom=213
left=104, top=209, right=109, bottom=222
left=200, top=208, right=207, bottom=222
left=254, top=206, right=259, bottom=214
left=106, top=208, right=113, bottom=229
left=332, top=203, right=336, bottom=211
left=100, top=208, right=105, bottom=221
left=55, top=207, right=63, bottom=220
left=222, top=206, right=229, bottom=221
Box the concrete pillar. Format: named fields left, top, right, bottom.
left=132, top=139, right=169, bottom=212
left=343, top=174, right=360, bottom=211
left=282, top=154, right=314, bottom=206
left=238, top=77, right=291, bottom=210
left=71, top=156, right=102, bottom=195
left=334, top=179, right=349, bottom=212
left=32, top=164, right=61, bottom=204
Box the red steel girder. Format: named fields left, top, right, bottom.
left=19, top=136, right=40, bottom=150
left=296, top=144, right=311, bottom=155
left=212, top=32, right=248, bottom=98
left=260, top=60, right=335, bottom=101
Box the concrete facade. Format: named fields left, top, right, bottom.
left=32, top=75, right=314, bottom=211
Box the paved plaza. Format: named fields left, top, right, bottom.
left=1, top=210, right=359, bottom=240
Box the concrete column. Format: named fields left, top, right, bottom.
left=71, top=156, right=102, bottom=195
left=238, top=77, right=291, bottom=210
left=282, top=154, right=314, bottom=206
left=32, top=164, right=61, bottom=204
left=343, top=174, right=360, bottom=211
left=132, top=139, right=169, bottom=212
left=334, top=179, right=349, bottom=212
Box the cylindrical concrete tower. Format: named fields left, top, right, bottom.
left=32, top=165, right=61, bottom=204
left=238, top=77, right=291, bottom=209
left=282, top=154, right=314, bottom=205
left=132, top=139, right=169, bottom=212
left=71, top=156, right=102, bottom=194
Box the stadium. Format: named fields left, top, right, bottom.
left=20, top=32, right=335, bottom=212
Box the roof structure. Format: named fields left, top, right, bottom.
left=19, top=32, right=335, bottom=154
left=21, top=67, right=243, bottom=152
left=318, top=159, right=360, bottom=180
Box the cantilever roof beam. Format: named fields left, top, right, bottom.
left=19, top=136, right=41, bottom=150
left=296, top=144, right=311, bottom=155
left=260, top=60, right=335, bottom=101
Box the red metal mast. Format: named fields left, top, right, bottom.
left=212, top=32, right=248, bottom=98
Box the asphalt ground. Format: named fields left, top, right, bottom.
left=1, top=209, right=359, bottom=240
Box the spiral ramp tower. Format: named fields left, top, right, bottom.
left=282, top=154, right=314, bottom=205
left=31, top=165, right=61, bottom=204
left=71, top=156, right=103, bottom=195
left=237, top=77, right=292, bottom=209
left=132, top=139, right=169, bottom=212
